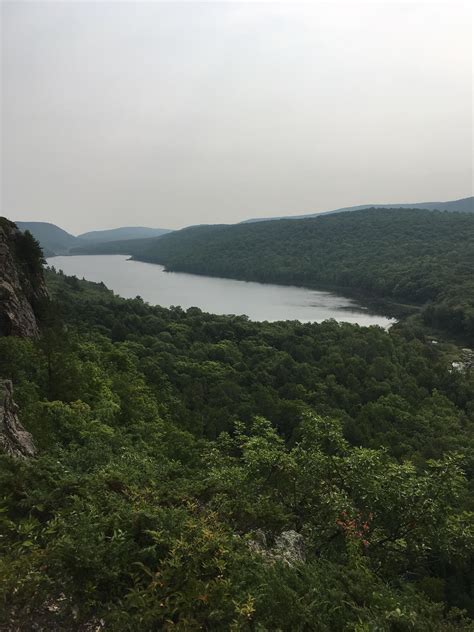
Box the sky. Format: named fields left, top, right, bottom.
left=1, top=1, right=472, bottom=234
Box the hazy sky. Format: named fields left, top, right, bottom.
left=1, top=1, right=472, bottom=234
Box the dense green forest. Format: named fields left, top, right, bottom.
left=1, top=265, right=474, bottom=630
left=114, top=209, right=474, bottom=344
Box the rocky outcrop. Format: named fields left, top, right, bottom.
left=0, top=217, right=48, bottom=337
left=0, top=380, right=36, bottom=458
left=451, top=348, right=474, bottom=374
left=248, top=529, right=305, bottom=566
left=0, top=218, right=47, bottom=458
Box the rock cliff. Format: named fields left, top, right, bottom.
left=0, top=217, right=48, bottom=337
left=0, top=380, right=36, bottom=458
left=0, top=217, right=47, bottom=458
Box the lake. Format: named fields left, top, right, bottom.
left=47, top=255, right=394, bottom=327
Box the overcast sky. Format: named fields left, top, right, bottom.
left=1, top=1, right=472, bottom=234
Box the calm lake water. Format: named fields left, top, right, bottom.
left=48, top=255, right=394, bottom=327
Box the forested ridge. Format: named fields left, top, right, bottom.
left=1, top=261, right=474, bottom=629
left=123, top=209, right=474, bottom=343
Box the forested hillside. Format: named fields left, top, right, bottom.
left=69, top=235, right=162, bottom=256
left=123, top=209, right=474, bottom=343
left=1, top=265, right=474, bottom=629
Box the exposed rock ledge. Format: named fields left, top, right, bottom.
left=0, top=380, right=36, bottom=458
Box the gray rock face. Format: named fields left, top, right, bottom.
left=0, top=380, right=36, bottom=458
left=0, top=218, right=48, bottom=338
left=248, top=529, right=306, bottom=566
left=273, top=530, right=306, bottom=565
left=0, top=220, right=46, bottom=459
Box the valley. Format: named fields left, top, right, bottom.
left=3, top=2, right=472, bottom=628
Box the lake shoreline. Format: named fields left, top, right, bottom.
left=129, top=255, right=414, bottom=321
left=47, top=255, right=394, bottom=327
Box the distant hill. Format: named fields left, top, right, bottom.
left=15, top=222, right=81, bottom=256
left=78, top=226, right=171, bottom=242
left=243, top=196, right=474, bottom=223
left=15, top=222, right=172, bottom=256
left=70, top=236, right=162, bottom=256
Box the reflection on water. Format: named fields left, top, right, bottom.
left=48, top=255, right=394, bottom=327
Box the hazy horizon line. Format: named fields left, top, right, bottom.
left=10, top=191, right=473, bottom=235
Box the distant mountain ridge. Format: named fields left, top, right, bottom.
left=15, top=222, right=172, bottom=256
left=78, top=226, right=171, bottom=242
left=16, top=196, right=472, bottom=256
left=242, top=196, right=474, bottom=223
left=69, top=236, right=162, bottom=256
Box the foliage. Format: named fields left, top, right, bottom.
left=14, top=229, right=46, bottom=274
left=0, top=270, right=473, bottom=629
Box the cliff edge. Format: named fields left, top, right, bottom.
left=0, top=217, right=48, bottom=337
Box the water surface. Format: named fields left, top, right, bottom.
left=48, top=255, right=393, bottom=327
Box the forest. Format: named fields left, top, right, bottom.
left=1, top=260, right=474, bottom=630
left=113, top=209, right=474, bottom=344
